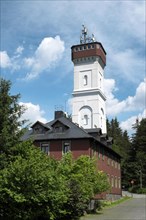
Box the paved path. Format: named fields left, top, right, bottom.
left=81, top=198, right=146, bottom=220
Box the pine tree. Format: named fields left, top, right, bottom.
left=0, top=78, right=26, bottom=167
left=129, top=118, right=146, bottom=188
left=106, top=118, right=131, bottom=188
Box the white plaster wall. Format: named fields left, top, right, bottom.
left=72, top=58, right=107, bottom=133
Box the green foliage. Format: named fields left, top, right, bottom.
left=0, top=144, right=110, bottom=220
left=128, top=118, right=146, bottom=188
left=107, top=118, right=131, bottom=188
left=57, top=153, right=110, bottom=219
left=0, top=78, right=26, bottom=156
left=107, top=117, right=146, bottom=189
left=0, top=141, right=68, bottom=219
left=0, top=79, right=111, bottom=219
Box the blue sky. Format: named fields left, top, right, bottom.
left=0, top=0, right=145, bottom=136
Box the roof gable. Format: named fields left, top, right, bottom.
left=31, top=121, right=50, bottom=134
left=51, top=119, right=70, bottom=133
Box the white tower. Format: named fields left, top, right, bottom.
left=71, top=25, right=107, bottom=133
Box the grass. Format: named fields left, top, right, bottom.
left=102, top=196, right=132, bottom=208
left=80, top=196, right=132, bottom=219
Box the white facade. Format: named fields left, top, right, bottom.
left=72, top=56, right=107, bottom=133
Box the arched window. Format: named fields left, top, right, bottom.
left=84, top=75, right=88, bottom=85
left=84, top=115, right=88, bottom=125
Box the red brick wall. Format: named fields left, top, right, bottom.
left=71, top=44, right=106, bottom=65
left=34, top=139, right=121, bottom=195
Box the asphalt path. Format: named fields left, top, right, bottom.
left=81, top=198, right=146, bottom=220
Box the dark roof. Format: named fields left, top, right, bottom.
left=22, top=117, right=92, bottom=141
left=21, top=115, right=121, bottom=159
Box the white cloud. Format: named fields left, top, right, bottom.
left=108, top=48, right=145, bottom=83
left=105, top=78, right=145, bottom=116
left=0, top=51, right=12, bottom=68
left=15, top=46, right=24, bottom=55
left=120, top=109, right=146, bottom=135
left=19, top=102, right=47, bottom=124
left=24, top=36, right=65, bottom=80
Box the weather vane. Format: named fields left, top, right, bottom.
left=80, top=25, right=96, bottom=44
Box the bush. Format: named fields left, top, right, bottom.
left=137, top=188, right=146, bottom=194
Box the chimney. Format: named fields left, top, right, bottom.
left=54, top=111, right=66, bottom=119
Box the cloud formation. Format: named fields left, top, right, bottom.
left=24, top=36, right=65, bottom=80
left=0, top=51, right=12, bottom=68
left=19, top=102, right=47, bottom=125
left=105, top=78, right=145, bottom=116
left=120, top=109, right=146, bottom=135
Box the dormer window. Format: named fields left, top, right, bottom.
left=54, top=126, right=63, bottom=133
left=33, top=126, right=42, bottom=134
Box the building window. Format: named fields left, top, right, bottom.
left=118, top=177, right=121, bottom=189
left=41, top=143, right=49, bottom=155
left=115, top=176, right=117, bottom=188
left=62, top=141, right=71, bottom=154
left=34, top=126, right=42, bottom=134
left=111, top=176, right=114, bottom=188
left=84, top=75, right=88, bottom=85
left=54, top=126, right=63, bottom=133
left=100, top=78, right=102, bottom=88
left=118, top=163, right=120, bottom=170
left=84, top=115, right=88, bottom=125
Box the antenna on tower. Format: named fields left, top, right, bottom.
left=80, top=25, right=96, bottom=44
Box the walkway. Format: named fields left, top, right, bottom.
left=81, top=197, right=146, bottom=220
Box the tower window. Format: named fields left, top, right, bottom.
left=84, top=115, right=88, bottom=125
left=84, top=75, right=88, bottom=85
left=100, top=78, right=102, bottom=88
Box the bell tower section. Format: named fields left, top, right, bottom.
left=71, top=25, right=107, bottom=133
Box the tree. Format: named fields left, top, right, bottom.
left=106, top=118, right=131, bottom=188
left=0, top=78, right=26, bottom=154
left=57, top=153, right=110, bottom=219
left=129, top=118, right=146, bottom=188
left=0, top=141, right=68, bottom=220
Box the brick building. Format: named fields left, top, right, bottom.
left=22, top=110, right=122, bottom=200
